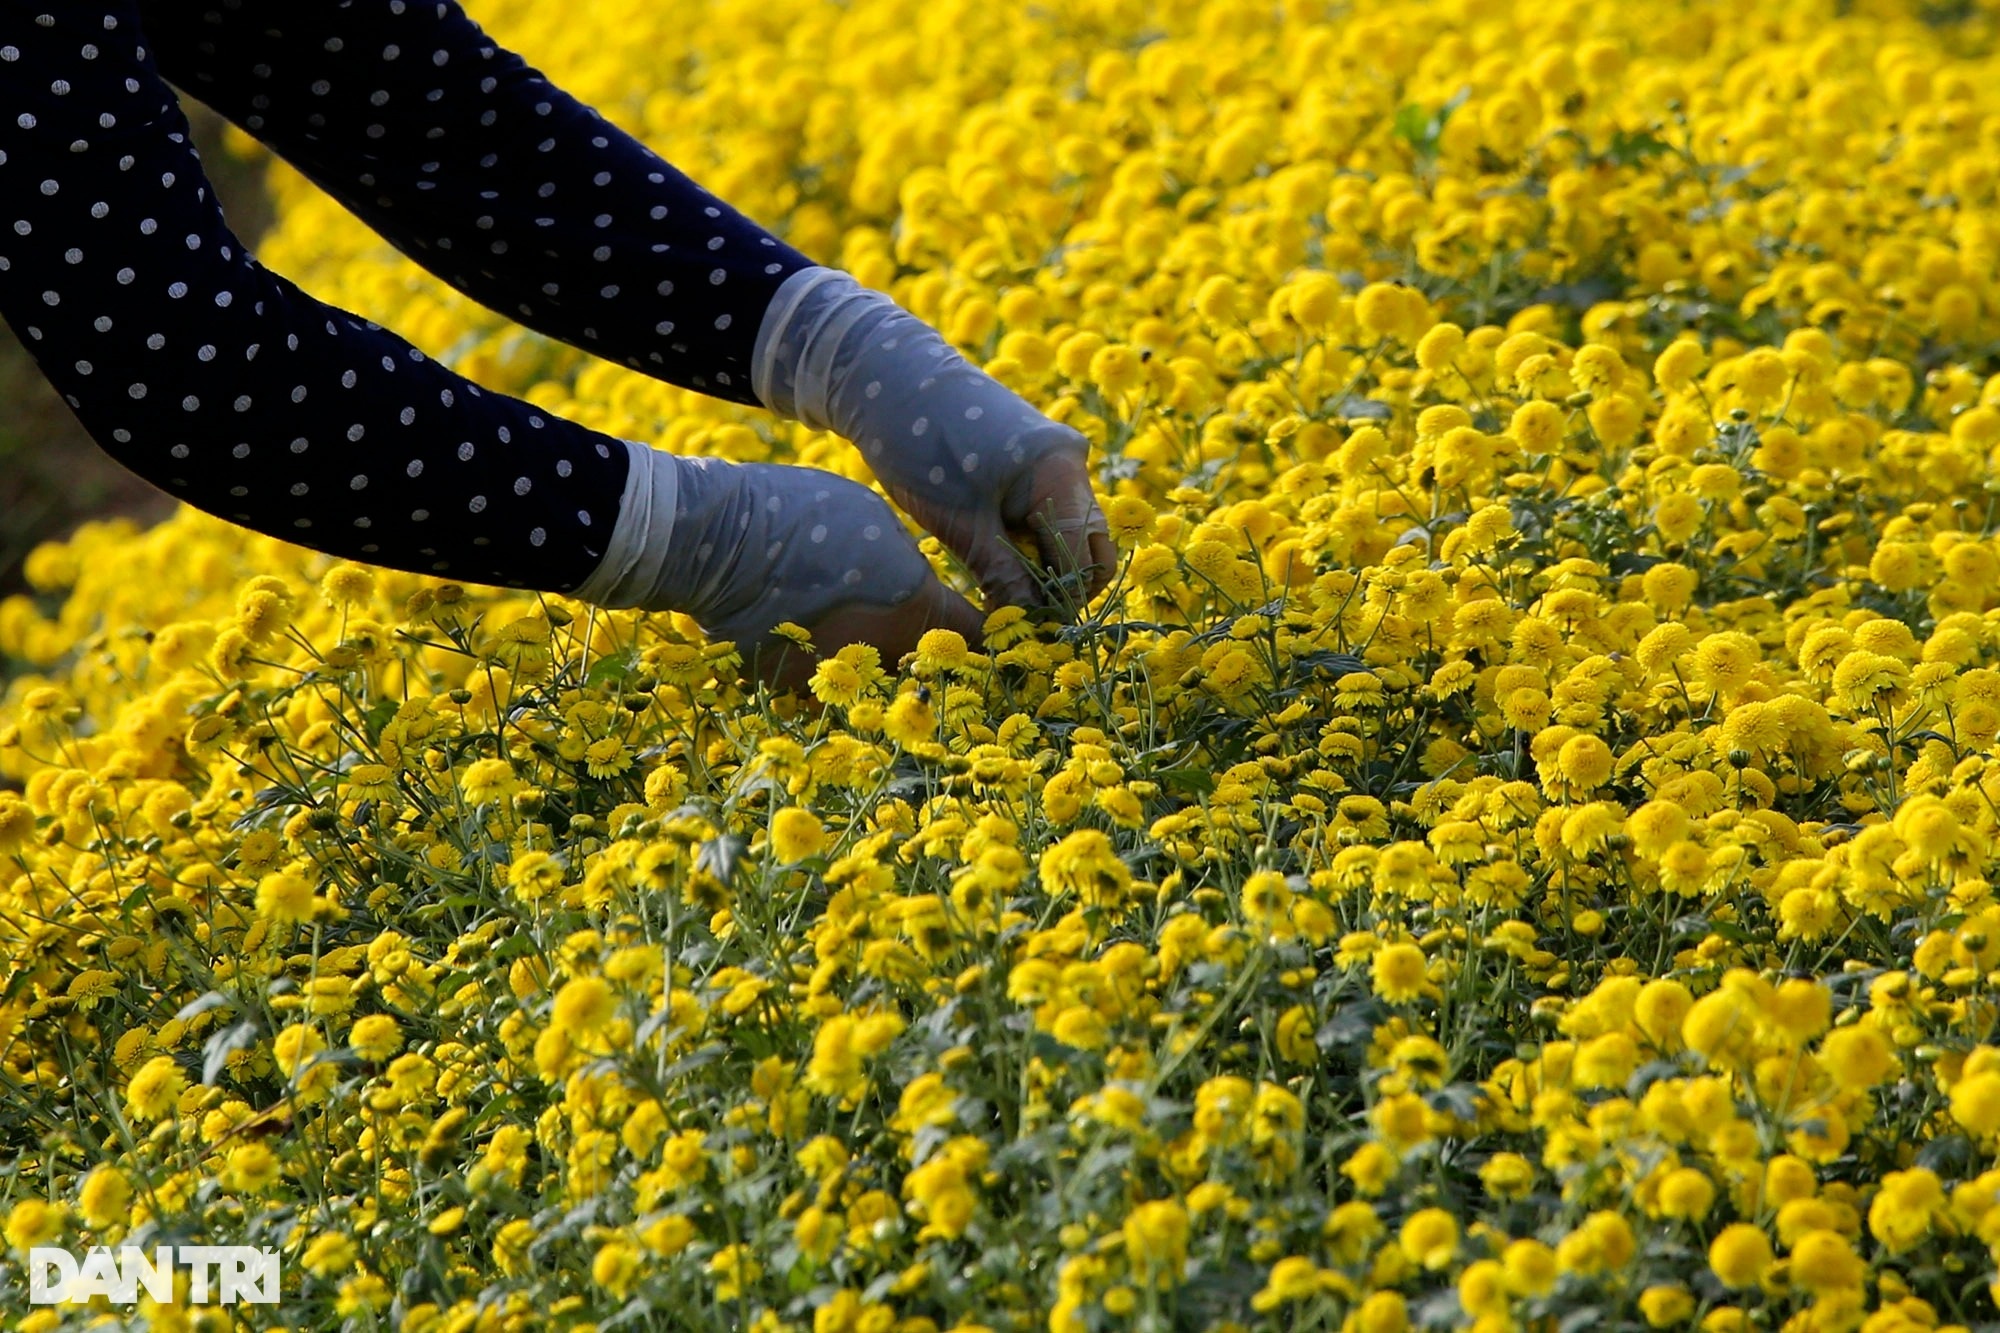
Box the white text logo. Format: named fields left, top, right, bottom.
left=28, top=1246, right=281, bottom=1305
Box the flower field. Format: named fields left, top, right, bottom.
left=13, top=0, right=2000, bottom=1327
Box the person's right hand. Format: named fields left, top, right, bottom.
left=871, top=415, right=1116, bottom=621
left=573, top=445, right=984, bottom=689
left=753, top=268, right=1116, bottom=619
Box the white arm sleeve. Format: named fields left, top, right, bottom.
left=752, top=266, right=1093, bottom=534
left=571, top=441, right=935, bottom=654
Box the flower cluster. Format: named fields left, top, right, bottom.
left=8, top=0, right=2000, bottom=1330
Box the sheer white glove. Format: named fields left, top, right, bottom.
left=752, top=267, right=1114, bottom=618
left=574, top=441, right=983, bottom=687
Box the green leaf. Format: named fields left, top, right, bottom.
left=201, top=1018, right=260, bottom=1086
left=1392, top=102, right=1435, bottom=148
left=585, top=648, right=639, bottom=689
left=1609, top=551, right=1663, bottom=577
left=1157, top=767, right=1216, bottom=797
left=176, top=991, right=234, bottom=1023
left=1391, top=85, right=1469, bottom=162
left=1424, top=1084, right=1481, bottom=1121
left=698, top=833, right=749, bottom=887
left=362, top=697, right=400, bottom=743
left=1604, top=127, right=1671, bottom=166
left=1917, top=1133, right=1976, bottom=1174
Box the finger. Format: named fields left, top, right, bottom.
left=962, top=516, right=1049, bottom=612
left=1084, top=526, right=1117, bottom=601
left=1025, top=488, right=1113, bottom=609
left=876, top=479, right=1046, bottom=615
left=1033, top=504, right=1110, bottom=584
left=882, top=573, right=989, bottom=648
left=789, top=575, right=989, bottom=681
left=749, top=637, right=817, bottom=695
left=918, top=578, right=992, bottom=646
left=999, top=447, right=1111, bottom=608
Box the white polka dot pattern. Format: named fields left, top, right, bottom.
left=137, top=0, right=814, bottom=404
left=0, top=0, right=820, bottom=595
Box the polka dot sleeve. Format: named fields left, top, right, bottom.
left=136, top=0, right=818, bottom=405
left=0, top=3, right=635, bottom=594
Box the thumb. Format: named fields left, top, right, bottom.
left=962, top=517, right=1049, bottom=613
left=1007, top=447, right=1114, bottom=609
left=782, top=572, right=989, bottom=686
left=912, top=575, right=991, bottom=646
left=1025, top=486, right=1113, bottom=606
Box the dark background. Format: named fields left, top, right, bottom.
left=0, top=109, right=272, bottom=595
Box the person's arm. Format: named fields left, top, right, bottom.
left=0, top=1, right=979, bottom=676
left=136, top=0, right=1114, bottom=613
left=136, top=0, right=812, bottom=403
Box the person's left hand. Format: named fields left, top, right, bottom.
left=572, top=447, right=984, bottom=688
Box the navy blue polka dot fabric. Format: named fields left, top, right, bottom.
left=0, top=1, right=817, bottom=592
